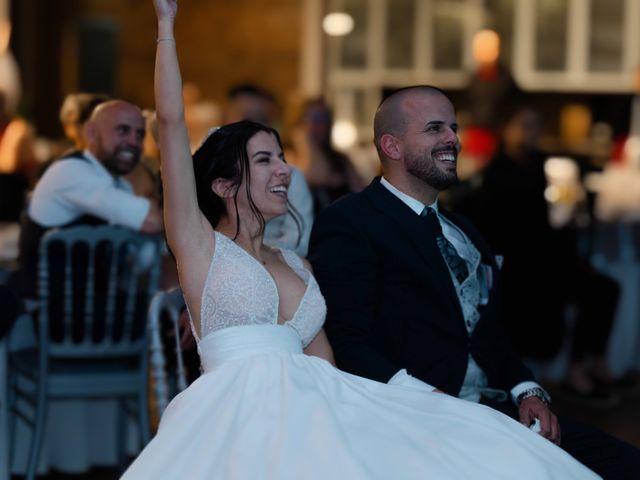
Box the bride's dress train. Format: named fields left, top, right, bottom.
left=122, top=232, right=599, bottom=479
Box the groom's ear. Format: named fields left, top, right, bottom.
left=379, top=133, right=402, bottom=161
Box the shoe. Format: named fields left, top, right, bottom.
left=560, top=384, right=620, bottom=408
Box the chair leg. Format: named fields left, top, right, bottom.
left=138, top=390, right=151, bottom=446
left=7, top=372, right=17, bottom=471
left=116, top=398, right=126, bottom=471
left=25, top=377, right=46, bottom=480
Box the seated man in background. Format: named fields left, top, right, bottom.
left=288, top=98, right=366, bottom=214
left=59, top=92, right=159, bottom=201
left=15, top=99, right=163, bottom=299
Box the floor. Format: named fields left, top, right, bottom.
left=546, top=379, right=640, bottom=449
left=11, top=378, right=640, bottom=480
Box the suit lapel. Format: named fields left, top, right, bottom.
left=364, top=179, right=463, bottom=322
left=440, top=209, right=495, bottom=266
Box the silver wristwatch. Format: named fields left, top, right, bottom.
left=516, top=387, right=551, bottom=406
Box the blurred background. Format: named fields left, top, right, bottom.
left=6, top=0, right=639, bottom=159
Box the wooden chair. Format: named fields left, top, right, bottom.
left=8, top=225, right=162, bottom=479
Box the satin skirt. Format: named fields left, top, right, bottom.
left=122, top=325, right=599, bottom=479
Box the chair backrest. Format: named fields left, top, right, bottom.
left=37, top=225, right=163, bottom=359
left=148, top=287, right=188, bottom=417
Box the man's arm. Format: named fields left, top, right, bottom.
left=309, top=207, right=409, bottom=384
left=140, top=200, right=164, bottom=233
left=455, top=214, right=560, bottom=442
left=49, top=161, right=159, bottom=232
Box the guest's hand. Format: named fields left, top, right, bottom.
left=519, top=397, right=561, bottom=445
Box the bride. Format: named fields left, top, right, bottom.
left=122, top=1, right=599, bottom=478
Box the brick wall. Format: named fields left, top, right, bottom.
left=12, top=0, right=302, bottom=136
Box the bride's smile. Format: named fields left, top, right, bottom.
left=242, top=130, right=291, bottom=222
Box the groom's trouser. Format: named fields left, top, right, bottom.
left=481, top=398, right=640, bottom=480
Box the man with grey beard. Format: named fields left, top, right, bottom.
left=16, top=100, right=163, bottom=298
left=310, top=85, right=640, bottom=479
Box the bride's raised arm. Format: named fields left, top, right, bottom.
left=153, top=0, right=213, bottom=258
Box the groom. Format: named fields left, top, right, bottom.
left=309, top=86, right=640, bottom=479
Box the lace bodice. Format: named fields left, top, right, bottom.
left=192, top=231, right=326, bottom=348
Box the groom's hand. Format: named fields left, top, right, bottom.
left=519, top=397, right=561, bottom=445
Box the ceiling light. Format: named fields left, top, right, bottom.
left=332, top=120, right=357, bottom=149
left=322, top=13, right=354, bottom=37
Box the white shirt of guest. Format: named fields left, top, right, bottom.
left=380, top=177, right=542, bottom=404
left=29, top=150, right=150, bottom=230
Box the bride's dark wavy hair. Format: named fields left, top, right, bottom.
left=192, top=120, right=303, bottom=243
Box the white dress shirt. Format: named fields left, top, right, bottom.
left=29, top=150, right=150, bottom=230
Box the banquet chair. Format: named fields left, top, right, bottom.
left=7, top=225, right=162, bottom=479
left=148, top=287, right=188, bottom=421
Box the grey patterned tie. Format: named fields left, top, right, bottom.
left=421, top=207, right=469, bottom=284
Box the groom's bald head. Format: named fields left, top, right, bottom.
left=373, top=86, right=450, bottom=162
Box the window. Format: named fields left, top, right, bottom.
left=513, top=0, right=639, bottom=92
left=302, top=0, right=640, bottom=143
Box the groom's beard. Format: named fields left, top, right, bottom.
left=405, top=148, right=458, bottom=191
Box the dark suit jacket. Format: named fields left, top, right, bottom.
left=309, top=177, right=534, bottom=396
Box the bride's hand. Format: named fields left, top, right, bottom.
left=153, top=0, right=178, bottom=22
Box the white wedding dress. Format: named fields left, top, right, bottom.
left=122, top=231, right=599, bottom=479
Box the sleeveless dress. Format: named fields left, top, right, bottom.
left=122, top=231, right=599, bottom=479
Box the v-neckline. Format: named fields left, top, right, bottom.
left=215, top=231, right=311, bottom=325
